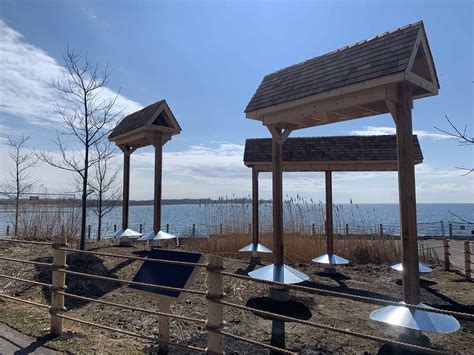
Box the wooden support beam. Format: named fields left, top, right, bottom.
left=153, top=133, right=163, bottom=234
left=325, top=171, right=334, bottom=257
left=252, top=167, right=259, bottom=251
left=271, top=127, right=285, bottom=266
left=158, top=296, right=170, bottom=354
left=119, top=146, right=137, bottom=230
left=392, top=82, right=420, bottom=305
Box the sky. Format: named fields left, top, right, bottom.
left=0, top=0, right=472, bottom=203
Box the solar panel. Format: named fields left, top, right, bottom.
left=129, top=248, right=204, bottom=300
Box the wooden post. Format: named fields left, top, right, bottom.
left=325, top=171, right=334, bottom=257
left=114, top=224, right=117, bottom=232
left=158, top=296, right=170, bottom=354
left=121, top=146, right=132, bottom=231
left=252, top=167, right=259, bottom=248
left=87, top=224, right=91, bottom=239
left=153, top=133, right=163, bottom=234
left=312, top=223, right=315, bottom=237
left=166, top=223, right=169, bottom=233
left=464, top=241, right=471, bottom=281
left=345, top=223, right=349, bottom=236
left=220, top=223, right=223, bottom=236
left=380, top=224, right=384, bottom=237
left=207, top=255, right=224, bottom=355
left=50, top=233, right=67, bottom=336
left=449, top=223, right=453, bottom=238
left=392, top=83, right=420, bottom=306
left=272, top=130, right=284, bottom=266
left=6, top=225, right=9, bottom=236
left=192, top=224, right=196, bottom=237
left=139, top=224, right=143, bottom=233
left=443, top=237, right=450, bottom=271
left=440, top=220, right=445, bottom=237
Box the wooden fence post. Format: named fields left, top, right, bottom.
left=219, top=224, right=223, bottom=236
left=379, top=224, right=383, bottom=237
left=443, top=237, right=450, bottom=271
left=50, top=233, right=68, bottom=336
left=6, top=225, right=9, bottom=236
left=166, top=223, right=169, bottom=233
left=449, top=223, right=453, bottom=238
left=248, top=223, right=251, bottom=236
left=114, top=224, right=117, bottom=232
left=440, top=220, right=445, bottom=237
left=87, top=225, right=91, bottom=239
left=207, top=255, right=224, bottom=355
left=192, top=224, right=196, bottom=237
left=345, top=223, right=349, bottom=236
left=139, top=224, right=143, bottom=233
left=312, top=223, right=315, bottom=237
left=464, top=241, right=472, bottom=281
left=158, top=296, right=170, bottom=354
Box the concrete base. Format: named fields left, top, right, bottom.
left=269, top=288, right=289, bottom=353
left=399, top=331, right=430, bottom=347
left=249, top=256, right=262, bottom=265
left=323, top=265, right=336, bottom=273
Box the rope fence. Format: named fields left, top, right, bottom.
left=0, top=236, right=472, bottom=354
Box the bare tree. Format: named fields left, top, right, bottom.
left=1, top=135, right=38, bottom=235
left=435, top=115, right=473, bottom=175
left=37, top=48, right=121, bottom=250
left=88, top=142, right=120, bottom=241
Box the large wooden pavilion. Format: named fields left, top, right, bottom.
left=109, top=100, right=181, bottom=237
left=244, top=21, right=457, bottom=343
left=242, top=135, right=424, bottom=267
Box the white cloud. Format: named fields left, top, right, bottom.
left=350, top=126, right=454, bottom=140
left=0, top=19, right=142, bottom=127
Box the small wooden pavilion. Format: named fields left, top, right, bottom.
left=242, top=135, right=424, bottom=267
left=244, top=21, right=455, bottom=343
left=109, top=100, right=181, bottom=236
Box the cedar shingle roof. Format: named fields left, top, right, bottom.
left=245, top=22, right=424, bottom=113
left=244, top=135, right=423, bottom=165
left=109, top=100, right=167, bottom=139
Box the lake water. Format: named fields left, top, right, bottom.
left=1, top=203, right=472, bottom=238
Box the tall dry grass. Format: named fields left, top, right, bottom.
left=181, top=232, right=440, bottom=266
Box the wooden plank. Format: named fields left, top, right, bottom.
left=252, top=168, right=259, bottom=247
left=261, top=86, right=389, bottom=127
left=393, top=82, right=420, bottom=305
left=272, top=128, right=284, bottom=266
left=325, top=171, right=334, bottom=256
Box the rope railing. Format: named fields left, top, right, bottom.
left=58, top=291, right=206, bottom=324
left=0, top=237, right=52, bottom=246
left=0, top=256, right=52, bottom=267
left=0, top=293, right=50, bottom=309
left=57, top=247, right=208, bottom=268
left=220, top=270, right=474, bottom=320
left=0, top=273, right=51, bottom=288
left=52, top=312, right=206, bottom=353
left=58, top=268, right=207, bottom=296
left=213, top=299, right=443, bottom=354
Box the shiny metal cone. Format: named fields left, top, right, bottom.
left=370, top=302, right=460, bottom=333
left=239, top=243, right=272, bottom=253
left=137, top=230, right=177, bottom=241
left=312, top=254, right=349, bottom=265
left=113, top=228, right=142, bottom=238
left=248, top=264, right=309, bottom=284
left=391, top=262, right=433, bottom=273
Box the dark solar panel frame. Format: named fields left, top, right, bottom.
left=129, top=248, right=205, bottom=301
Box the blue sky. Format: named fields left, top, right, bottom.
left=0, top=0, right=472, bottom=203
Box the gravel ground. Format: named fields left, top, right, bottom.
left=0, top=240, right=472, bottom=354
